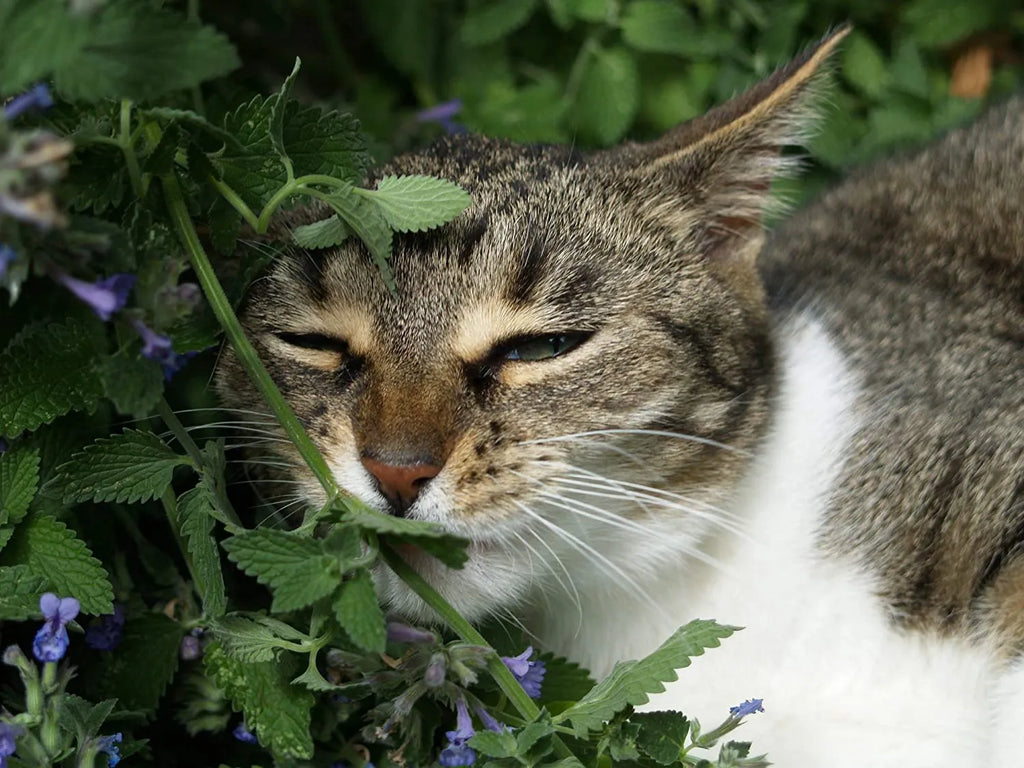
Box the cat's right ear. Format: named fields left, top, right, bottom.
left=605, top=24, right=850, bottom=266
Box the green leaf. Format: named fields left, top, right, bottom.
left=205, top=642, right=314, bottom=760
left=555, top=620, right=736, bottom=736
left=141, top=107, right=242, bottom=149
left=889, top=39, right=930, bottom=100
left=270, top=58, right=302, bottom=168
left=59, top=695, right=118, bottom=744
left=0, top=564, right=47, bottom=620
left=210, top=613, right=308, bottom=663
left=0, top=321, right=105, bottom=436
left=333, top=569, right=386, bottom=653
left=94, top=613, right=184, bottom=711
left=620, top=1, right=694, bottom=56
left=468, top=729, right=518, bottom=759
left=97, top=352, right=165, bottom=418
left=324, top=187, right=395, bottom=292
left=573, top=45, right=640, bottom=145
left=462, top=0, right=539, bottom=45
left=0, top=0, right=90, bottom=95
left=633, top=711, right=689, bottom=765
left=0, top=512, right=113, bottom=615
left=563, top=0, right=607, bottom=22
left=363, top=175, right=472, bottom=233
left=902, top=0, right=997, bottom=48
left=53, top=3, right=240, bottom=102
left=291, top=215, right=350, bottom=250
left=341, top=504, right=469, bottom=569
left=841, top=32, right=890, bottom=100
left=177, top=486, right=227, bottom=618
left=53, top=429, right=189, bottom=505
left=536, top=652, right=597, bottom=705
left=0, top=446, right=40, bottom=526
left=222, top=529, right=338, bottom=613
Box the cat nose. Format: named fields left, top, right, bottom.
left=360, top=456, right=442, bottom=515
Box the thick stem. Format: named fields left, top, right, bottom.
left=119, top=100, right=145, bottom=198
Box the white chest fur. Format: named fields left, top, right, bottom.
left=525, top=315, right=1018, bottom=767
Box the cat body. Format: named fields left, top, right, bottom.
left=218, top=29, right=1024, bottom=767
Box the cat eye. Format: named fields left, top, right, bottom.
left=273, top=331, right=349, bottom=354
left=500, top=332, right=590, bottom=363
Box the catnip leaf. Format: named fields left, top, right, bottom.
left=209, top=614, right=307, bottom=663
left=555, top=620, right=736, bottom=736
left=92, top=613, right=184, bottom=712
left=205, top=642, right=315, bottom=760
left=333, top=569, right=386, bottom=653
left=0, top=512, right=114, bottom=615
left=222, top=529, right=338, bottom=612
left=270, top=58, right=302, bottom=168
left=362, top=175, right=472, bottom=233
left=291, top=215, right=350, bottom=249
left=341, top=503, right=469, bottom=568
left=840, top=32, right=891, bottom=99
left=535, top=652, right=596, bottom=705
left=59, top=695, right=118, bottom=744
left=323, top=187, right=396, bottom=291
left=620, top=1, right=694, bottom=55
left=53, top=430, right=189, bottom=505
left=0, top=321, right=105, bottom=436
left=0, top=564, right=48, bottom=620
left=633, top=711, right=690, bottom=765
left=0, top=0, right=90, bottom=95
left=0, top=446, right=40, bottom=526
left=97, top=352, right=165, bottom=419
left=573, top=44, right=640, bottom=145
left=177, top=486, right=227, bottom=619
left=141, top=107, right=242, bottom=150
left=468, top=730, right=518, bottom=758
left=461, top=0, right=539, bottom=45
left=53, top=3, right=240, bottom=102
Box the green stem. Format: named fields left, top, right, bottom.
left=119, top=100, right=145, bottom=198
left=209, top=176, right=259, bottom=230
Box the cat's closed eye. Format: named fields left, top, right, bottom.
left=494, top=331, right=591, bottom=363
left=270, top=331, right=357, bottom=373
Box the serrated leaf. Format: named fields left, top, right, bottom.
left=363, top=175, right=472, bottom=233
left=94, top=613, right=183, bottom=711
left=536, top=652, right=596, bottom=705
left=0, top=512, right=113, bottom=615
left=54, top=3, right=240, bottom=102
left=633, top=711, right=689, bottom=765
left=205, top=642, right=314, bottom=760
left=517, top=720, right=556, bottom=755
left=461, top=0, right=539, bottom=45
left=333, top=569, right=385, bottom=653
left=97, top=352, right=165, bottom=418
left=620, top=1, right=695, bottom=56
left=0, top=446, right=40, bottom=525
left=324, top=187, right=395, bottom=291
left=54, top=430, right=189, bottom=505
left=177, top=486, right=227, bottom=618
left=210, top=614, right=306, bottom=663
left=555, top=620, right=736, bottom=736
left=573, top=45, right=639, bottom=145
left=291, top=215, right=350, bottom=249
left=60, top=695, right=118, bottom=744
left=468, top=729, right=518, bottom=758
left=222, top=529, right=338, bottom=612
left=342, top=504, right=469, bottom=568
left=0, top=321, right=105, bottom=436
left=0, top=564, right=47, bottom=620
left=270, top=58, right=302, bottom=167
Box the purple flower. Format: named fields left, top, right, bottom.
left=472, top=704, right=508, bottom=734
left=55, top=272, right=135, bottom=321
left=85, top=605, right=125, bottom=651
left=439, top=699, right=476, bottom=767
left=130, top=319, right=193, bottom=380
left=501, top=646, right=546, bottom=699
left=180, top=631, right=203, bottom=661
left=233, top=722, right=258, bottom=744
left=3, top=84, right=54, bottom=121
left=0, top=244, right=15, bottom=279
left=0, top=722, right=25, bottom=766
left=416, top=99, right=465, bottom=135
left=729, top=698, right=764, bottom=718
left=385, top=621, right=436, bottom=645
left=32, top=592, right=80, bottom=662
left=96, top=733, right=122, bottom=767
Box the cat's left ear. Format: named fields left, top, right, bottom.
left=607, top=24, right=851, bottom=265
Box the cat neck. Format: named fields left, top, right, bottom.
left=522, top=313, right=862, bottom=676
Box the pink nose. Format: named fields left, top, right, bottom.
left=360, top=456, right=442, bottom=514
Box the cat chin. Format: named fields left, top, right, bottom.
left=373, top=540, right=532, bottom=625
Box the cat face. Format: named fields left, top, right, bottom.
left=216, top=29, right=847, bottom=621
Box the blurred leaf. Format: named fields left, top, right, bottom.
left=902, top=0, right=997, bottom=48
left=573, top=44, right=640, bottom=145
left=841, top=32, right=890, bottom=99
left=97, top=352, right=165, bottom=419
left=96, top=613, right=184, bottom=711
left=462, top=0, right=539, bottom=46
left=563, top=0, right=607, bottom=22
left=620, top=2, right=695, bottom=56
left=890, top=39, right=931, bottom=99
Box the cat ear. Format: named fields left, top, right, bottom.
left=611, top=24, right=851, bottom=265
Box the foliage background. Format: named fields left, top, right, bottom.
left=0, top=0, right=1022, bottom=767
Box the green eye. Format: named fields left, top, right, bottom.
left=504, top=332, right=588, bottom=362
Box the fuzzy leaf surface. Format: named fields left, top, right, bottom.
left=555, top=620, right=736, bottom=736
left=54, top=430, right=188, bottom=505
left=365, top=175, right=472, bottom=233
left=222, top=529, right=338, bottom=612
left=333, top=569, right=385, bottom=653
left=0, top=446, right=40, bottom=525
left=324, top=187, right=395, bottom=291
left=177, top=485, right=227, bottom=618
left=633, top=711, right=690, bottom=765
left=0, top=564, right=47, bottom=620
left=210, top=613, right=308, bottom=663
left=0, top=512, right=113, bottom=615
left=342, top=504, right=469, bottom=568
left=291, top=215, right=350, bottom=249
left=0, top=321, right=105, bottom=436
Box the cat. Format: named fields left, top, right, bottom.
left=216, top=26, right=1024, bottom=767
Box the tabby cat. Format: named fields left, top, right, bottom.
left=217, top=27, right=1024, bottom=766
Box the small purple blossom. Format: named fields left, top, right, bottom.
left=729, top=698, right=764, bottom=718
left=96, top=733, right=122, bottom=767
left=130, top=318, right=193, bottom=380
left=0, top=244, right=15, bottom=279
left=55, top=272, right=135, bottom=321
left=416, top=99, right=465, bottom=135
left=3, top=84, right=54, bottom=121
left=233, top=722, right=258, bottom=744
left=32, top=592, right=80, bottom=662
left=385, top=620, right=436, bottom=645
left=180, top=631, right=203, bottom=661
left=0, top=722, right=25, bottom=766
left=472, top=704, right=509, bottom=734
left=501, top=646, right=546, bottom=699
left=85, top=605, right=125, bottom=651
left=438, top=698, right=476, bottom=767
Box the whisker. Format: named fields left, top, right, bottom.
left=524, top=428, right=747, bottom=456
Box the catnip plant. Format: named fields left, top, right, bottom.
left=0, top=2, right=784, bottom=766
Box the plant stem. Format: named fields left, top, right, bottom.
left=119, top=100, right=145, bottom=198
left=209, top=176, right=260, bottom=230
